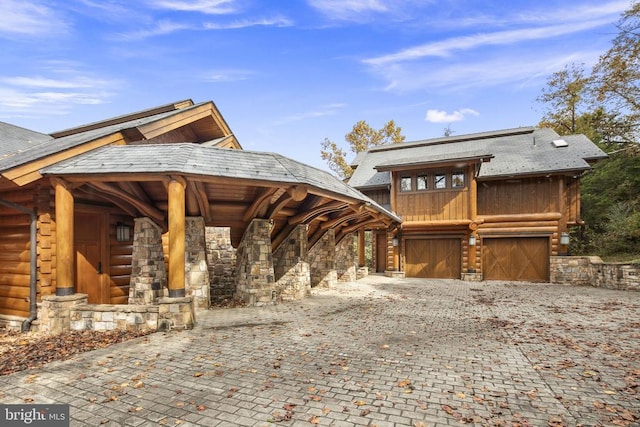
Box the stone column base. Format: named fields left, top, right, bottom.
left=156, top=296, right=195, bottom=330
left=38, top=294, right=89, bottom=334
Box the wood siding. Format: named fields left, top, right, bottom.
left=0, top=215, right=31, bottom=317
left=396, top=189, right=470, bottom=221
left=477, top=177, right=560, bottom=216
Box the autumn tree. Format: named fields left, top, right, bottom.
left=537, top=63, right=590, bottom=135
left=536, top=2, right=640, bottom=259
left=321, top=120, right=405, bottom=179
left=591, top=1, right=640, bottom=139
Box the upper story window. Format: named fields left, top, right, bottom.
left=397, top=170, right=466, bottom=193
left=452, top=171, right=465, bottom=188
left=416, top=174, right=428, bottom=190
left=400, top=176, right=412, bottom=192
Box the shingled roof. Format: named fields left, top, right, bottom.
left=349, top=127, right=608, bottom=189
left=42, top=143, right=401, bottom=223
left=0, top=122, right=52, bottom=161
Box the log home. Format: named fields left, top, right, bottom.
left=0, top=100, right=400, bottom=331
left=348, top=127, right=607, bottom=282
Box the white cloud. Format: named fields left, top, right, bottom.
left=425, top=108, right=479, bottom=123
left=115, top=16, right=292, bottom=40
left=0, top=0, right=69, bottom=38
left=147, top=0, right=238, bottom=14
left=0, top=64, right=117, bottom=119
left=307, top=0, right=388, bottom=19
left=273, top=103, right=347, bottom=125
left=201, top=69, right=255, bottom=83
left=203, top=16, right=293, bottom=30
left=364, top=18, right=614, bottom=66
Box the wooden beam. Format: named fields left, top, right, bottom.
left=191, top=181, right=212, bottom=222
left=168, top=178, right=186, bottom=297
left=478, top=212, right=562, bottom=223
left=87, top=182, right=165, bottom=224
left=320, top=212, right=362, bottom=230
left=287, top=200, right=348, bottom=225
left=53, top=178, right=75, bottom=295
left=243, top=188, right=278, bottom=222
left=267, top=193, right=292, bottom=220
left=287, top=185, right=308, bottom=202
left=76, top=186, right=139, bottom=218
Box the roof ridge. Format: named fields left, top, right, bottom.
left=369, top=126, right=535, bottom=153
left=49, top=99, right=195, bottom=138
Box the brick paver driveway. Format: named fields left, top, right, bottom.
left=1, top=276, right=638, bottom=426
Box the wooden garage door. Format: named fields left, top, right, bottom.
left=405, top=238, right=461, bottom=279
left=483, top=237, right=549, bottom=282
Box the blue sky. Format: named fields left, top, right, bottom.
left=0, top=0, right=631, bottom=171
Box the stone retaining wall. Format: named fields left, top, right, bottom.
left=550, top=256, right=640, bottom=291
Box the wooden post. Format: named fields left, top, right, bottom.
left=358, top=230, right=365, bottom=267
left=468, top=165, right=478, bottom=272
left=54, top=179, right=75, bottom=296
left=168, top=177, right=186, bottom=297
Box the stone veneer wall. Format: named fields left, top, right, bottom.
left=205, top=227, right=237, bottom=303
left=129, top=218, right=167, bottom=304
left=308, top=229, right=337, bottom=288
left=550, top=256, right=640, bottom=291
left=335, top=233, right=357, bottom=282
left=273, top=224, right=311, bottom=301
left=38, top=294, right=195, bottom=333
left=185, top=217, right=210, bottom=309
left=235, top=219, right=275, bottom=305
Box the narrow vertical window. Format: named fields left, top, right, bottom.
left=400, top=176, right=412, bottom=192
left=416, top=174, right=428, bottom=190
left=434, top=173, right=446, bottom=189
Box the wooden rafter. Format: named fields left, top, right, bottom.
left=87, top=182, right=165, bottom=224
left=320, top=212, right=363, bottom=230
left=287, top=200, right=348, bottom=225
left=191, top=181, right=211, bottom=222
left=75, top=186, right=139, bottom=218
left=242, top=187, right=278, bottom=222
left=267, top=193, right=292, bottom=220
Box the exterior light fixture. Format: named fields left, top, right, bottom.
left=392, top=237, right=399, bottom=247
left=116, top=222, right=130, bottom=242
left=469, top=235, right=476, bottom=246
left=560, top=232, right=570, bottom=246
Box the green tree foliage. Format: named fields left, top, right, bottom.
left=538, top=2, right=640, bottom=259
left=321, top=120, right=405, bottom=179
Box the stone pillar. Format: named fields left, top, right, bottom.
left=129, top=218, right=167, bottom=305
left=336, top=233, right=357, bottom=282
left=235, top=219, right=275, bottom=306
left=205, top=227, right=237, bottom=303
left=185, top=217, right=210, bottom=309
left=308, top=229, right=337, bottom=288
left=168, top=178, right=186, bottom=297
left=273, top=224, right=311, bottom=301
left=53, top=178, right=75, bottom=296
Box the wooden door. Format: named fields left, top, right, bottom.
left=375, top=233, right=388, bottom=273
left=482, top=237, right=549, bottom=282
left=75, top=212, right=108, bottom=303
left=405, top=238, right=461, bottom=279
